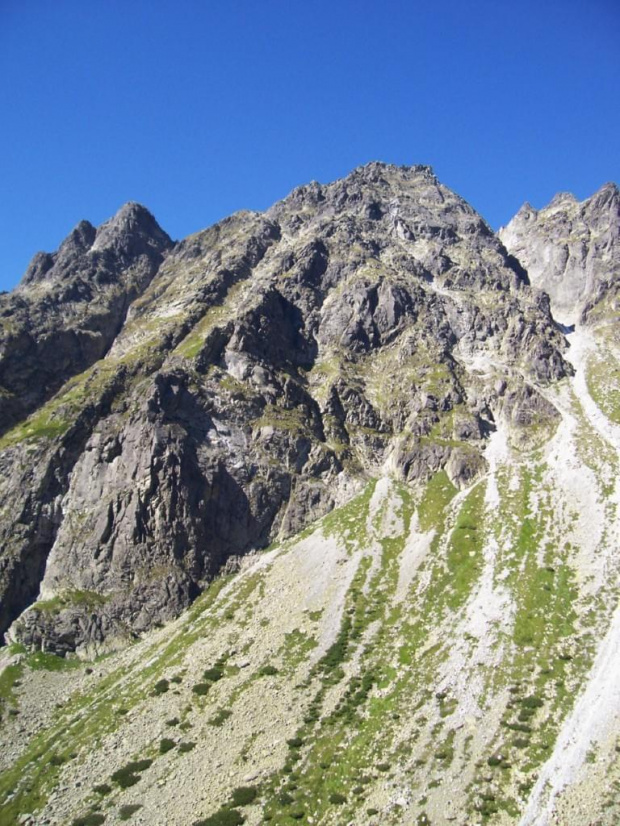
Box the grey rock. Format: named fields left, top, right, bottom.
left=0, top=163, right=574, bottom=653
left=500, top=183, right=620, bottom=325
left=0, top=203, right=173, bottom=434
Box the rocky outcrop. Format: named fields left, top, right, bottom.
left=500, top=183, right=620, bottom=325
left=0, top=163, right=574, bottom=654
left=0, top=203, right=173, bottom=434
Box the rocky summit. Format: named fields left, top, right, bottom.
left=500, top=182, right=620, bottom=326
left=0, top=163, right=619, bottom=826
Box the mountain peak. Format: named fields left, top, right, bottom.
left=548, top=191, right=577, bottom=208
left=500, top=181, right=620, bottom=325
left=91, top=202, right=173, bottom=254
left=587, top=180, right=619, bottom=212
left=348, top=160, right=436, bottom=180
left=21, top=220, right=96, bottom=287
left=20, top=204, right=172, bottom=290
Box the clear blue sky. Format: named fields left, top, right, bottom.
left=1, top=0, right=619, bottom=290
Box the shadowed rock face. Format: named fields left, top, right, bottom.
left=500, top=183, right=620, bottom=326
left=0, top=163, right=574, bottom=655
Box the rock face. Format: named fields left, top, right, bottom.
left=500, top=183, right=620, bottom=325
left=0, top=203, right=173, bottom=434
left=0, top=163, right=572, bottom=655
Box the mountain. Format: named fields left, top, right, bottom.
left=0, top=203, right=173, bottom=434
left=499, top=183, right=620, bottom=326
left=0, top=164, right=619, bottom=826
left=0, top=163, right=568, bottom=656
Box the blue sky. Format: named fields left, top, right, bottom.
left=1, top=0, right=618, bottom=290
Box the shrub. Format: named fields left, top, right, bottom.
left=112, top=773, right=139, bottom=788
left=165, top=717, right=180, bottom=727
left=231, top=786, right=258, bottom=806
left=126, top=759, right=153, bottom=772
left=376, top=763, right=390, bottom=772
left=286, top=737, right=303, bottom=749
left=179, top=741, right=196, bottom=753
left=367, top=809, right=379, bottom=816
left=478, top=797, right=498, bottom=816
left=318, top=616, right=351, bottom=673
left=513, top=737, right=530, bottom=749
left=193, top=683, right=211, bottom=696
left=119, top=804, right=142, bottom=821
left=259, top=665, right=278, bottom=677
left=49, top=754, right=66, bottom=766
left=93, top=784, right=112, bottom=795
left=278, top=792, right=294, bottom=806
left=170, top=675, right=183, bottom=684
left=329, top=792, right=346, bottom=804
left=506, top=722, right=531, bottom=732
left=290, top=813, right=304, bottom=821
left=193, top=810, right=245, bottom=826
left=208, top=709, right=232, bottom=727
left=159, top=738, right=176, bottom=754
left=72, top=816, right=106, bottom=826
left=203, top=666, right=224, bottom=682
left=111, top=759, right=152, bottom=788
left=153, top=679, right=169, bottom=695
left=521, top=695, right=544, bottom=709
